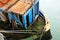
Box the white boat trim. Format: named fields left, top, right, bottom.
left=40, top=10, right=50, bottom=32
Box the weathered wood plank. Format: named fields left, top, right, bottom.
left=8, top=0, right=34, bottom=15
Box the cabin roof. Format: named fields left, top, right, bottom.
left=8, top=0, right=35, bottom=15
left=2, top=0, right=35, bottom=15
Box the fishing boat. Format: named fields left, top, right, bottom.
left=0, top=0, right=52, bottom=40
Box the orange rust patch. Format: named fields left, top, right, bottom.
left=0, top=0, right=9, bottom=7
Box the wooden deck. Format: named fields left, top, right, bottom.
left=8, top=0, right=34, bottom=15
left=1, top=0, right=35, bottom=15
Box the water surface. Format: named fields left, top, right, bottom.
left=39, top=0, right=60, bottom=40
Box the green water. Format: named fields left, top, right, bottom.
left=40, top=0, right=60, bottom=40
